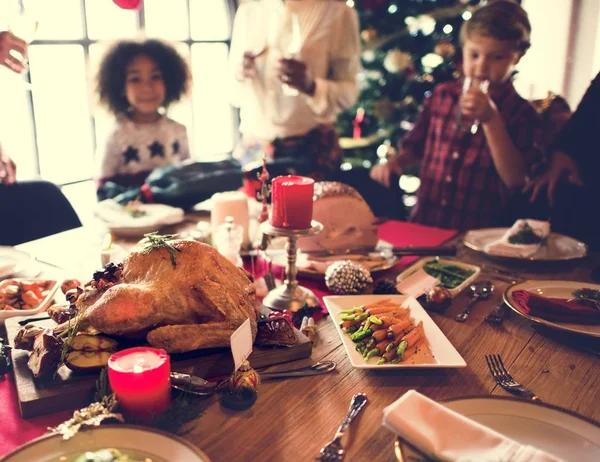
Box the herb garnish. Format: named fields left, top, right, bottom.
left=142, top=232, right=181, bottom=267
left=508, top=222, right=545, bottom=245
left=569, top=288, right=600, bottom=311
left=58, top=307, right=88, bottom=364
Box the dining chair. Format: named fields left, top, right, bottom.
left=0, top=180, right=82, bottom=246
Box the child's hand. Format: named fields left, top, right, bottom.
left=0, top=31, right=27, bottom=74
left=460, top=87, right=496, bottom=123
left=370, top=155, right=403, bottom=188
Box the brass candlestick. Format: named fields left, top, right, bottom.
left=260, top=220, right=323, bottom=312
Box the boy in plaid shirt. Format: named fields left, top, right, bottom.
left=371, top=1, right=542, bottom=230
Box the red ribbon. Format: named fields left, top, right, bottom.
left=112, top=0, right=142, bottom=10
left=140, top=184, right=154, bottom=203
left=353, top=107, right=365, bottom=139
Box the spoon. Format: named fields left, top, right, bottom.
left=455, top=280, right=495, bottom=322
left=171, top=361, right=337, bottom=396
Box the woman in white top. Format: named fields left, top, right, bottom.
left=229, top=0, right=361, bottom=181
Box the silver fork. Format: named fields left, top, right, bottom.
left=316, top=393, right=367, bottom=461
left=485, top=354, right=541, bottom=402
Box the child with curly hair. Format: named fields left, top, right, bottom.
left=95, top=39, right=191, bottom=191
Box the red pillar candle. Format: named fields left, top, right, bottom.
left=107, top=347, right=171, bottom=420
left=270, top=175, right=314, bottom=229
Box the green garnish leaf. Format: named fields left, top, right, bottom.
left=508, top=221, right=546, bottom=245
left=142, top=232, right=181, bottom=267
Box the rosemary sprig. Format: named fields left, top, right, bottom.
left=570, top=288, right=600, bottom=311
left=58, top=307, right=88, bottom=364
left=142, top=232, right=181, bottom=267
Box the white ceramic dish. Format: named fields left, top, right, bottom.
left=3, top=425, right=211, bottom=462
left=323, top=294, right=466, bottom=369
left=395, top=397, right=600, bottom=462
left=0, top=278, right=59, bottom=324
left=0, top=247, right=32, bottom=279
left=95, top=201, right=185, bottom=237
left=464, top=228, right=587, bottom=261
left=396, top=258, right=481, bottom=298
left=504, top=280, right=600, bottom=338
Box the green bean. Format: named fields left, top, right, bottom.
left=385, top=342, right=396, bottom=353
left=368, top=315, right=383, bottom=325
left=340, top=314, right=356, bottom=321
left=396, top=340, right=408, bottom=359
left=350, top=328, right=372, bottom=342
left=364, top=348, right=379, bottom=360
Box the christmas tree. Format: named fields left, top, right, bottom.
left=337, top=0, right=488, bottom=164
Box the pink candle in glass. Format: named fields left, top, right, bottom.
left=107, top=347, right=171, bottom=420
left=271, top=175, right=314, bottom=229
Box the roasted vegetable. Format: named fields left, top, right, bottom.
left=14, top=324, right=45, bottom=351
left=28, top=329, right=63, bottom=378
left=64, top=350, right=113, bottom=372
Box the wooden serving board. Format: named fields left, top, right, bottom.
left=6, top=316, right=312, bottom=418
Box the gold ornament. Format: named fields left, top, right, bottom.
left=230, top=360, right=261, bottom=394
left=434, top=42, right=456, bottom=59
left=361, top=27, right=378, bottom=42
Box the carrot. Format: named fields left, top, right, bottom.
left=379, top=316, right=405, bottom=328
left=372, top=329, right=388, bottom=342
left=375, top=340, right=392, bottom=355
left=341, top=320, right=357, bottom=329
left=367, top=306, right=410, bottom=316
left=382, top=350, right=396, bottom=362
left=401, top=321, right=423, bottom=348
left=387, top=319, right=413, bottom=339
left=365, top=299, right=392, bottom=307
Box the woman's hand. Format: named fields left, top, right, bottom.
left=523, top=151, right=583, bottom=205
left=0, top=31, right=27, bottom=74
left=461, top=87, right=496, bottom=123
left=277, top=58, right=315, bottom=95
left=370, top=155, right=404, bottom=188
left=0, top=151, right=17, bottom=185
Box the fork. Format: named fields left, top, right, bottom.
left=316, top=393, right=367, bottom=461
left=485, top=354, right=541, bottom=402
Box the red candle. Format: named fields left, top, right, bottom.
left=107, top=347, right=171, bottom=420
left=271, top=175, right=314, bottom=229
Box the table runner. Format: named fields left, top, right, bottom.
left=0, top=220, right=456, bottom=457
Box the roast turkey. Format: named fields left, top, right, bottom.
left=298, top=182, right=378, bottom=252
left=56, top=239, right=259, bottom=353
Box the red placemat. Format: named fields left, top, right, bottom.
left=0, top=220, right=456, bottom=457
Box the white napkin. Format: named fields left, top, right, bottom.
left=382, top=390, right=563, bottom=462
left=484, top=219, right=550, bottom=258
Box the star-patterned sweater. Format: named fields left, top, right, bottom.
left=97, top=114, right=190, bottom=187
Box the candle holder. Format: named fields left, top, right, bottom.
left=260, top=220, right=323, bottom=312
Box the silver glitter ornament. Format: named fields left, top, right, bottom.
left=325, top=260, right=373, bottom=295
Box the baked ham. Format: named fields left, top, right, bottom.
left=298, top=182, right=378, bottom=253
left=54, top=240, right=259, bottom=353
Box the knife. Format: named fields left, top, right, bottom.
left=302, top=246, right=457, bottom=258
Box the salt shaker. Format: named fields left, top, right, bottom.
left=214, top=216, right=244, bottom=267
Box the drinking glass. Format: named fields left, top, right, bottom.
left=455, top=77, right=490, bottom=135
left=280, top=13, right=301, bottom=97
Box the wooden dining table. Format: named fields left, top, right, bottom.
left=2, top=216, right=599, bottom=462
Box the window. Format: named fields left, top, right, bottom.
left=0, top=0, right=236, bottom=185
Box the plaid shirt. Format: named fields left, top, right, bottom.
left=403, top=79, right=542, bottom=230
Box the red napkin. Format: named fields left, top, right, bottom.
left=511, top=290, right=600, bottom=324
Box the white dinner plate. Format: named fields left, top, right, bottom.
left=0, top=278, right=59, bottom=325
left=323, top=294, right=466, bottom=369
left=271, top=240, right=398, bottom=279
left=464, top=228, right=588, bottom=261
left=0, top=247, right=32, bottom=280
left=396, top=258, right=481, bottom=298
left=504, top=280, right=600, bottom=338
left=395, top=397, right=600, bottom=462
left=95, top=200, right=185, bottom=237
left=3, top=425, right=211, bottom=462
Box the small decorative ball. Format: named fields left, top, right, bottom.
left=325, top=260, right=373, bottom=295
left=361, top=27, right=378, bottom=42
left=435, top=42, right=456, bottom=59
left=373, top=279, right=399, bottom=295
left=383, top=49, right=412, bottom=74
left=230, top=360, right=261, bottom=394
left=425, top=287, right=452, bottom=312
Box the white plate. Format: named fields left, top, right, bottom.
left=0, top=278, right=59, bottom=325
left=95, top=201, right=185, bottom=237
left=323, top=294, right=466, bottom=369
left=396, top=397, right=600, bottom=462
left=3, top=425, right=211, bottom=462
left=0, top=247, right=32, bottom=279
left=464, top=228, right=588, bottom=261
left=504, top=280, right=600, bottom=338
left=396, top=258, right=480, bottom=298
left=271, top=240, right=398, bottom=279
